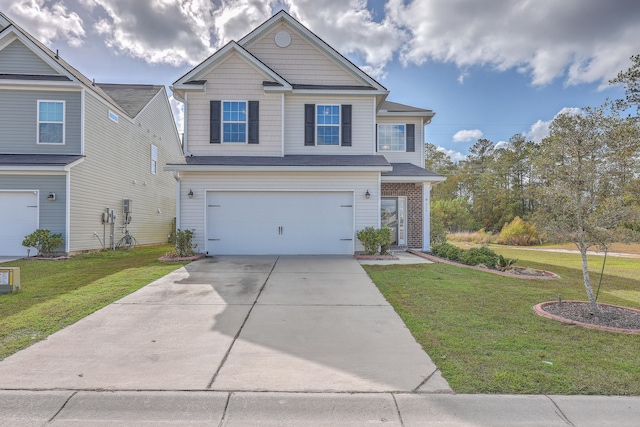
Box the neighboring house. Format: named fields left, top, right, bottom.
left=167, top=11, right=445, bottom=255
left=0, top=12, right=184, bottom=256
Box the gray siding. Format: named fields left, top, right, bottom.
left=0, top=174, right=67, bottom=243
left=0, top=39, right=60, bottom=75
left=68, top=90, right=182, bottom=252
left=0, top=89, right=82, bottom=154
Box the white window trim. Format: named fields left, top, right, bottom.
left=108, top=110, right=119, bottom=123
left=151, top=144, right=158, bottom=175
left=222, top=100, right=248, bottom=144
left=316, top=104, right=341, bottom=146
left=37, top=100, right=65, bottom=145
left=377, top=123, right=406, bottom=152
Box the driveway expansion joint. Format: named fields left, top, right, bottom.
left=206, top=256, right=280, bottom=389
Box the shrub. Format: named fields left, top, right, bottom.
left=497, top=255, right=517, bottom=270
left=460, top=247, right=499, bottom=269
left=498, top=216, right=539, bottom=246
left=378, top=227, right=392, bottom=255
left=166, top=229, right=197, bottom=257
left=357, top=227, right=379, bottom=255
left=22, top=229, right=64, bottom=257
left=357, top=226, right=392, bottom=255
left=431, top=242, right=463, bottom=262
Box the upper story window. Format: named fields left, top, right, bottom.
left=37, top=100, right=65, bottom=144
left=378, top=124, right=405, bottom=151
left=223, top=101, right=247, bottom=143
left=316, top=105, right=340, bottom=145
left=377, top=123, right=416, bottom=153
left=151, top=145, right=158, bottom=174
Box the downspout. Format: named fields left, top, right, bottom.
left=173, top=171, right=181, bottom=230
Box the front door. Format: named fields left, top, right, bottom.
left=381, top=197, right=406, bottom=246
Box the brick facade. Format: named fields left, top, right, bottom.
left=381, top=183, right=423, bottom=248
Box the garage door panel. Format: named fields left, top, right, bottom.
left=0, top=192, right=39, bottom=256
left=206, top=191, right=353, bottom=255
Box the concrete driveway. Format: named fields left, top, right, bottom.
left=0, top=255, right=448, bottom=393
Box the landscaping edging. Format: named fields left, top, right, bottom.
left=158, top=253, right=206, bottom=262
left=534, top=301, right=640, bottom=334
left=406, top=249, right=560, bottom=279
left=354, top=253, right=399, bottom=260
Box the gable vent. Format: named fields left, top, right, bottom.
left=275, top=31, right=291, bottom=48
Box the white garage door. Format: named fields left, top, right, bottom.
left=206, top=191, right=354, bottom=255
left=0, top=191, right=39, bottom=256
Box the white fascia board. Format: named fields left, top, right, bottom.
left=174, top=42, right=291, bottom=90
left=0, top=13, right=10, bottom=27
left=64, top=157, right=85, bottom=171
left=291, top=89, right=388, bottom=96
left=0, top=81, right=81, bottom=90
left=381, top=175, right=447, bottom=183
left=171, top=83, right=205, bottom=92
left=0, top=167, right=69, bottom=174
left=164, top=165, right=393, bottom=173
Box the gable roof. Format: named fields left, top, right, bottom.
left=378, top=100, right=435, bottom=124
left=0, top=11, right=165, bottom=120
left=97, top=84, right=164, bottom=118
left=173, top=41, right=292, bottom=90
left=238, top=10, right=387, bottom=93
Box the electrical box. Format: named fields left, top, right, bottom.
left=102, top=212, right=109, bottom=223
left=123, top=199, right=133, bottom=214
left=0, top=267, right=20, bottom=294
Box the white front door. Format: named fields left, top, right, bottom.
left=0, top=191, right=39, bottom=256
left=381, top=197, right=407, bottom=246
left=206, top=191, right=354, bottom=255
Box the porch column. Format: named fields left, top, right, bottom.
left=422, top=182, right=431, bottom=252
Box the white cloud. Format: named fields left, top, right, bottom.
left=4, top=0, right=86, bottom=47
left=525, top=107, right=582, bottom=142
left=494, top=141, right=508, bottom=150
left=386, top=0, right=640, bottom=87
left=453, top=129, right=483, bottom=143
left=437, top=146, right=466, bottom=162
left=169, top=95, right=184, bottom=134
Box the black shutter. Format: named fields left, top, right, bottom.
left=341, top=104, right=352, bottom=146
left=248, top=101, right=259, bottom=144
left=406, top=123, right=415, bottom=152
left=210, top=101, right=221, bottom=144
left=375, top=124, right=378, bottom=152
left=304, top=104, right=315, bottom=146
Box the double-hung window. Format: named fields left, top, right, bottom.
left=378, top=124, right=406, bottom=152
left=316, top=105, right=340, bottom=145
left=222, top=101, right=247, bottom=143
left=37, top=100, right=65, bottom=144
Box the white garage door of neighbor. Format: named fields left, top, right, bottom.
left=206, top=191, right=354, bottom=255
left=0, top=191, right=39, bottom=256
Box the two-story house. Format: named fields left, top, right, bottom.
left=0, top=12, right=184, bottom=256
left=167, top=11, right=444, bottom=255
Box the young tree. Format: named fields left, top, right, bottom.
left=533, top=106, right=640, bottom=313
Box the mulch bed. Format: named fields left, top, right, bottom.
left=534, top=301, right=640, bottom=334
left=158, top=253, right=206, bottom=262
left=407, top=250, right=560, bottom=279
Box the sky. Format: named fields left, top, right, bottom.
left=2, top=0, right=638, bottom=161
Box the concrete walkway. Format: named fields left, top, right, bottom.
left=1, top=255, right=638, bottom=426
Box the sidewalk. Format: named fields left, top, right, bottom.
left=2, top=390, right=639, bottom=426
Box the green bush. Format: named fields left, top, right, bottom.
left=431, top=242, right=515, bottom=270
left=357, top=226, right=393, bottom=255
left=498, top=216, right=539, bottom=246
left=166, top=229, right=197, bottom=257
left=357, top=227, right=379, bottom=255
left=22, top=229, right=64, bottom=257
left=460, top=247, right=499, bottom=269
left=378, top=227, right=392, bottom=255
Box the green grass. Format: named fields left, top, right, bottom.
left=0, top=245, right=188, bottom=360
left=364, top=250, right=640, bottom=395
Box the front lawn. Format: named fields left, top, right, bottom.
left=363, top=253, right=640, bottom=394
left=0, top=245, right=189, bottom=360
